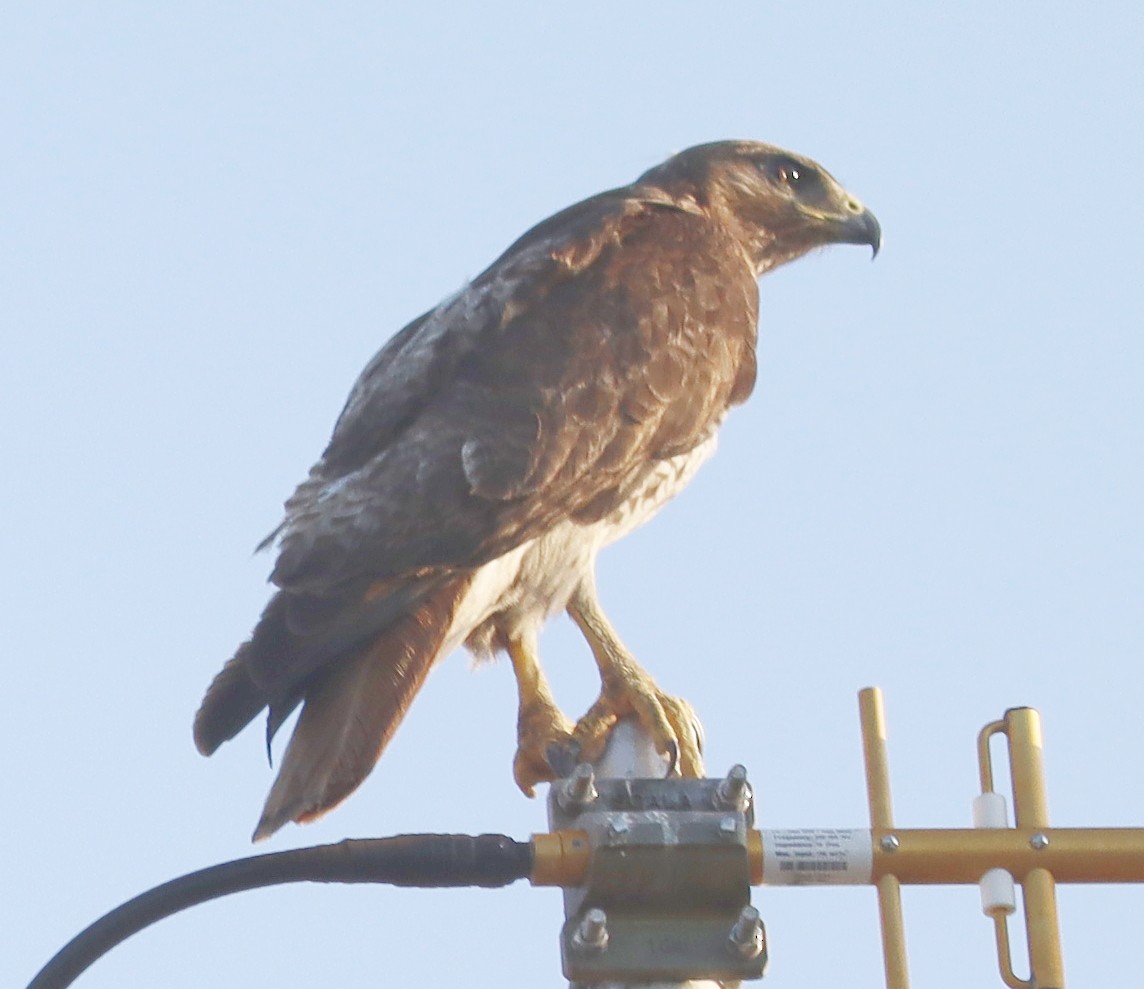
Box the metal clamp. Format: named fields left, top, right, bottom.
left=547, top=764, right=767, bottom=984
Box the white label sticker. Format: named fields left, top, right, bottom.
left=761, top=828, right=873, bottom=886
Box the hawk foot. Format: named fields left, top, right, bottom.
left=573, top=670, right=704, bottom=778
left=514, top=698, right=579, bottom=797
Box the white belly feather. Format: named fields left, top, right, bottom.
left=442, top=431, right=720, bottom=659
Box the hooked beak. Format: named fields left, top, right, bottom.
left=797, top=196, right=882, bottom=258
left=835, top=202, right=882, bottom=258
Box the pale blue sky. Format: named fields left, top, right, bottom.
left=6, top=4, right=1143, bottom=987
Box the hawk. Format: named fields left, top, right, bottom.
left=194, top=140, right=880, bottom=840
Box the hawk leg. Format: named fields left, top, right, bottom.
left=508, top=631, right=579, bottom=796
left=567, top=579, right=704, bottom=777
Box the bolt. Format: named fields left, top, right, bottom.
left=716, top=764, right=751, bottom=811
left=728, top=905, right=765, bottom=959
left=558, top=763, right=598, bottom=812
left=880, top=834, right=900, bottom=853
left=608, top=816, right=630, bottom=837
left=573, top=908, right=609, bottom=953
left=1030, top=832, right=1050, bottom=850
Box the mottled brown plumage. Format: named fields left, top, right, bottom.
left=194, top=140, right=880, bottom=840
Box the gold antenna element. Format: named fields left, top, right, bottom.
left=978, top=708, right=1064, bottom=988
left=856, top=688, right=1144, bottom=989
left=859, top=687, right=910, bottom=989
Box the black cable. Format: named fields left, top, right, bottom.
left=27, top=833, right=532, bottom=989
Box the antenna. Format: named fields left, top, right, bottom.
left=534, top=689, right=1144, bottom=987
left=857, top=688, right=1078, bottom=988
left=27, top=689, right=1144, bottom=987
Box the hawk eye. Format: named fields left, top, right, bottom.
left=771, top=158, right=804, bottom=187
left=765, top=156, right=824, bottom=199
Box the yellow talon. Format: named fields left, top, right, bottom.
left=568, top=580, right=705, bottom=778
left=508, top=633, right=578, bottom=795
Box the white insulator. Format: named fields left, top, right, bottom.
left=979, top=867, right=1017, bottom=916
left=973, top=791, right=1009, bottom=829
left=973, top=792, right=1015, bottom=915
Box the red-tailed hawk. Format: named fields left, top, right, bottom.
left=194, top=141, right=880, bottom=840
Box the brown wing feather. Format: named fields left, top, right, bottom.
left=265, top=195, right=755, bottom=599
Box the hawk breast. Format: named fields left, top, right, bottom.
left=455, top=432, right=720, bottom=656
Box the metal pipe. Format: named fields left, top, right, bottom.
left=1023, top=868, right=1064, bottom=989
left=867, top=828, right=1144, bottom=884
left=1006, top=709, right=1049, bottom=825
left=591, top=717, right=723, bottom=989
left=860, top=688, right=895, bottom=830
left=539, top=824, right=1144, bottom=890
left=859, top=687, right=911, bottom=989
left=1005, top=708, right=1065, bottom=989
left=977, top=719, right=1007, bottom=793
left=992, top=913, right=1029, bottom=989
left=978, top=713, right=1029, bottom=987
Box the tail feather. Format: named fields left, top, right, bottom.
left=251, top=577, right=470, bottom=841
left=193, top=644, right=266, bottom=756
left=194, top=575, right=447, bottom=762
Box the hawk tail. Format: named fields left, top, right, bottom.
left=251, top=579, right=467, bottom=841
left=194, top=577, right=470, bottom=841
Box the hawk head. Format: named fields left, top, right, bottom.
left=640, top=140, right=882, bottom=274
